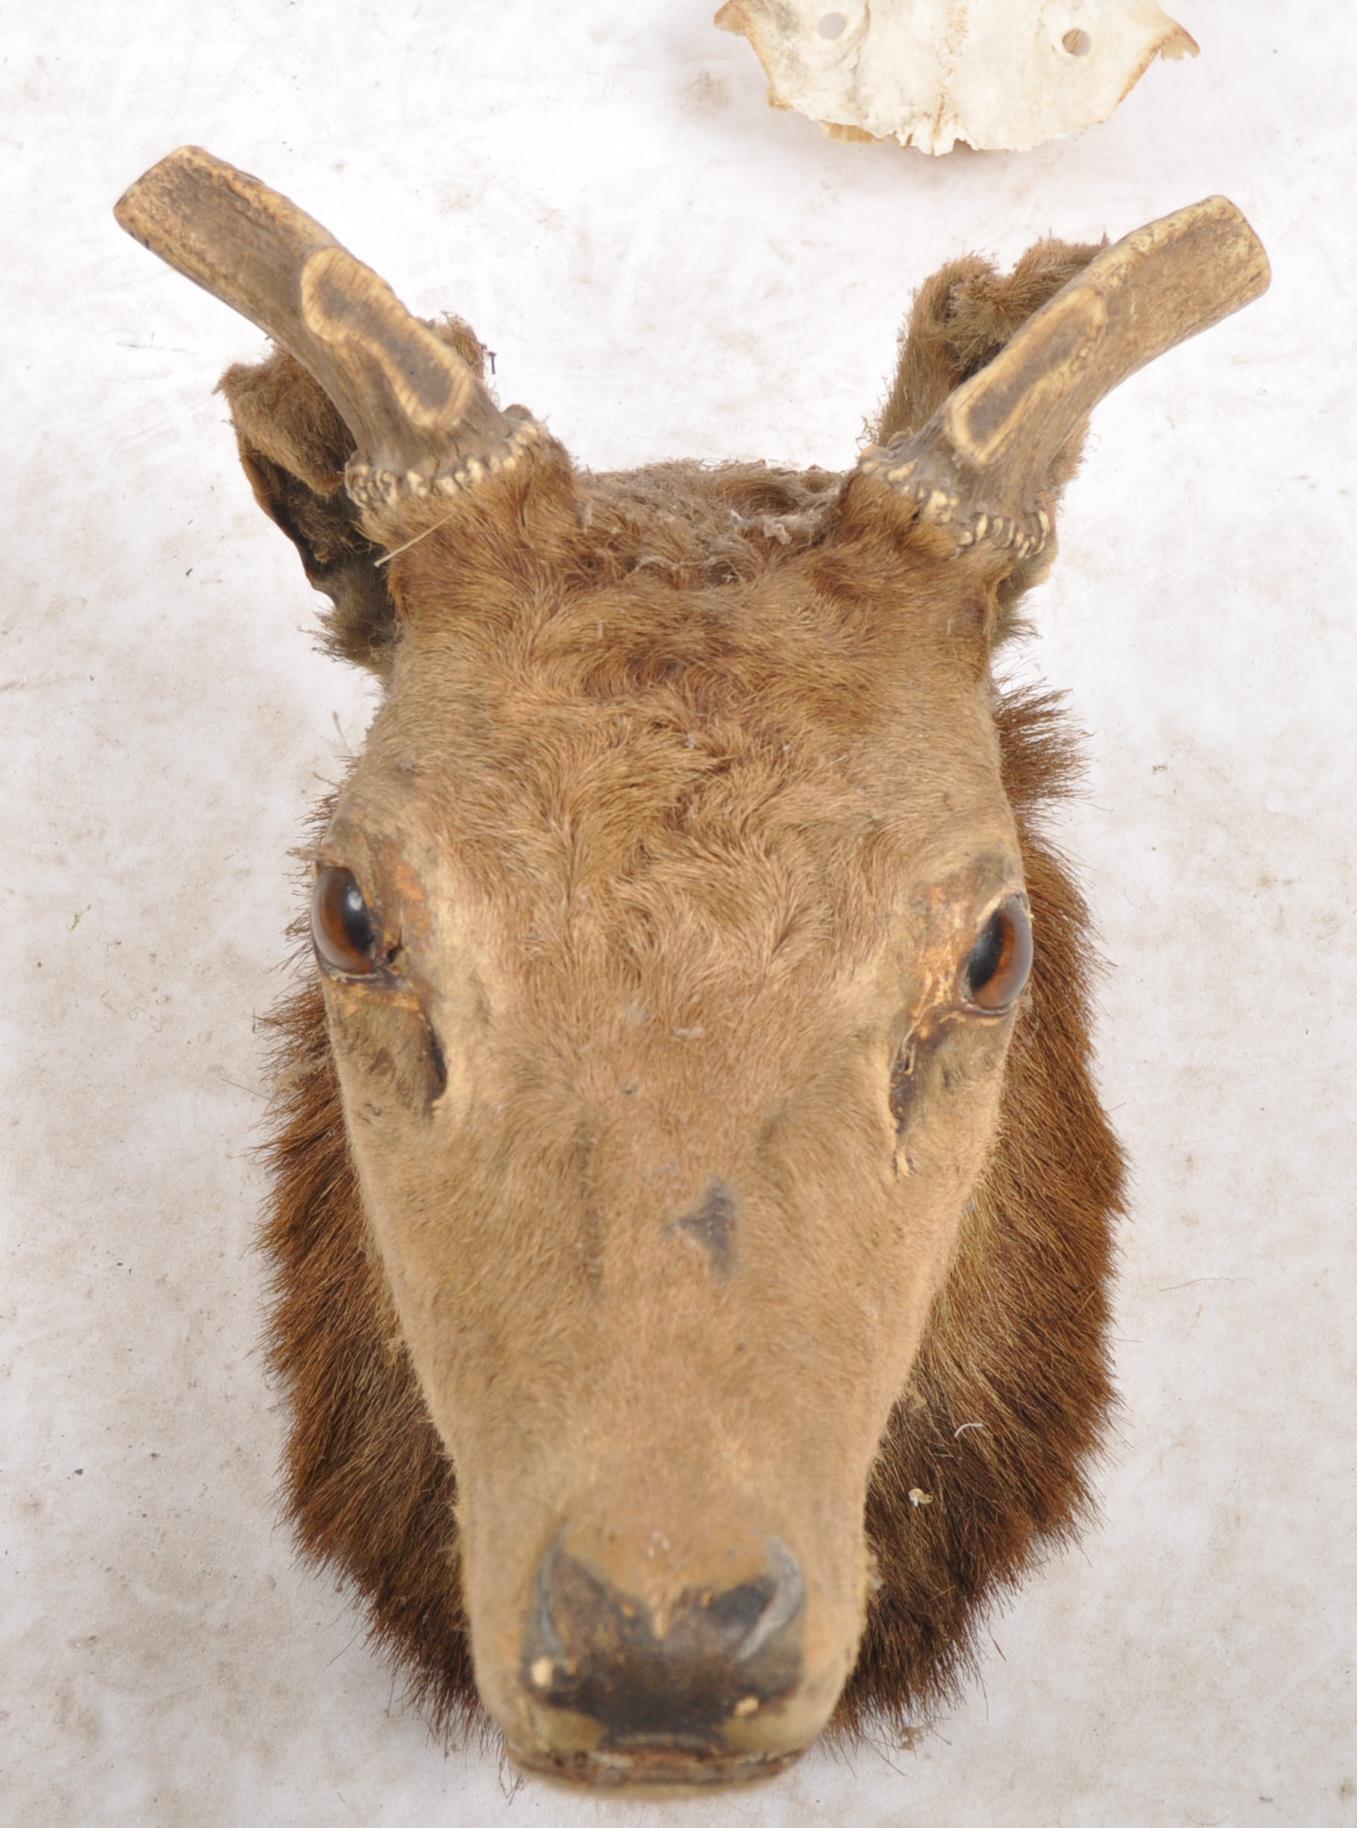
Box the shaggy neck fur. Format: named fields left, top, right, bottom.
left=261, top=683, right=1124, bottom=1745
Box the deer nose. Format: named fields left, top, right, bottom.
left=521, top=1534, right=805, bottom=1749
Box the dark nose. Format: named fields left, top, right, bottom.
left=522, top=1536, right=805, bottom=1748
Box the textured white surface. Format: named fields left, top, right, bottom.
left=3, top=2, right=1354, bottom=1824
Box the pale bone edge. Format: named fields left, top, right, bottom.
left=714, top=0, right=1198, bottom=157
left=855, top=445, right=1052, bottom=560
left=346, top=409, right=545, bottom=511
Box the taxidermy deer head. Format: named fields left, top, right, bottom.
left=116, top=148, right=1267, bottom=1791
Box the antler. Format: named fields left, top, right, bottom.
left=115, top=147, right=541, bottom=512
left=856, top=196, right=1270, bottom=560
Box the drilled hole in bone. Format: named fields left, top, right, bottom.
left=818, top=12, right=847, bottom=38
left=1062, top=28, right=1092, bottom=55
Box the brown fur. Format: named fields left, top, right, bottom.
left=239, top=240, right=1127, bottom=1753
left=261, top=687, right=1122, bottom=1743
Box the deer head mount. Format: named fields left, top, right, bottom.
left=116, top=148, right=1267, bottom=1791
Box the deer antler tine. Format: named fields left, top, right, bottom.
left=857, top=196, right=1270, bottom=561
left=115, top=147, right=538, bottom=511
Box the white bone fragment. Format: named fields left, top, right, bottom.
left=715, top=0, right=1198, bottom=155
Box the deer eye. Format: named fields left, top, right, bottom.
left=312, top=866, right=382, bottom=977
left=962, top=896, right=1033, bottom=1012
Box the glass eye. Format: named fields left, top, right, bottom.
left=963, top=896, right=1033, bottom=1012
left=312, top=866, right=381, bottom=976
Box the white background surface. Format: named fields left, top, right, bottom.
left=3, top=2, right=1354, bottom=1824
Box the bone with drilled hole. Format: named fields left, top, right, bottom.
left=716, top=0, right=1198, bottom=154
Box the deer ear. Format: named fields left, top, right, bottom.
left=850, top=198, right=1269, bottom=635
left=875, top=238, right=1105, bottom=452
left=872, top=238, right=1104, bottom=615
left=219, top=314, right=492, bottom=671
left=219, top=345, right=397, bottom=671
